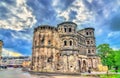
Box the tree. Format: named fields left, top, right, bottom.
left=97, top=44, right=114, bottom=69
left=114, top=50, right=120, bottom=67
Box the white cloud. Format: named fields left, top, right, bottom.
left=0, top=0, right=37, bottom=31
left=87, top=0, right=93, bottom=3
left=54, top=0, right=94, bottom=25
left=108, top=31, right=120, bottom=38
left=2, top=48, right=23, bottom=57
left=11, top=32, right=32, bottom=42
left=52, top=0, right=60, bottom=7
left=95, top=29, right=103, bottom=36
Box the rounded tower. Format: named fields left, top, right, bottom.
left=57, top=22, right=79, bottom=72
left=57, top=22, right=77, bottom=34
left=57, top=22, right=78, bottom=54
left=31, top=25, right=60, bottom=72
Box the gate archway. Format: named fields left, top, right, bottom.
left=82, top=60, right=87, bottom=72
left=78, top=60, right=81, bottom=72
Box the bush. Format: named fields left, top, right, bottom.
left=100, top=74, right=120, bottom=78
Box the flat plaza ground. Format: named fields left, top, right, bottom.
left=0, top=68, right=120, bottom=78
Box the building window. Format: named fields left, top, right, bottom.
left=86, top=32, right=89, bottom=35
left=48, top=40, right=51, bottom=45
left=41, top=36, right=44, bottom=45
left=90, top=32, right=92, bottom=35
left=70, top=41, right=72, bottom=46
left=87, top=41, right=90, bottom=44
left=39, top=34, right=41, bottom=38
left=64, top=41, right=67, bottom=46
left=69, top=28, right=72, bottom=32
left=88, top=50, right=91, bottom=53
left=35, top=40, right=37, bottom=45
left=91, top=41, right=93, bottom=44
left=47, top=55, right=53, bottom=62
left=64, top=28, right=67, bottom=32
left=92, top=50, right=94, bottom=53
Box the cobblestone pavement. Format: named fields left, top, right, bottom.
left=0, top=68, right=98, bottom=78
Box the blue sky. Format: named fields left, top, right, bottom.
left=0, top=0, right=120, bottom=56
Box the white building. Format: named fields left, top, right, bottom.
left=2, top=56, right=31, bottom=67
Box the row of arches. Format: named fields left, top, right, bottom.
left=86, top=40, right=94, bottom=45
left=64, top=40, right=72, bottom=46
left=63, top=40, right=76, bottom=46
left=86, top=32, right=93, bottom=36
left=87, top=49, right=95, bottom=54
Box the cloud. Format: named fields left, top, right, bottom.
left=0, top=0, right=36, bottom=31
left=2, top=48, right=23, bottom=57
left=56, top=0, right=94, bottom=24
left=11, top=31, right=32, bottom=42
left=107, top=31, right=120, bottom=38
left=105, top=31, right=120, bottom=49
left=52, top=0, right=74, bottom=11
left=0, top=29, right=32, bottom=55
left=95, top=29, right=103, bottom=36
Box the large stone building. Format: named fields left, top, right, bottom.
left=31, top=22, right=100, bottom=73
left=0, top=40, right=3, bottom=65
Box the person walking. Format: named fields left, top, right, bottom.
left=88, top=67, right=91, bottom=73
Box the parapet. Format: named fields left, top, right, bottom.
left=34, top=25, right=57, bottom=32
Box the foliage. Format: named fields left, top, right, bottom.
left=100, top=74, right=120, bottom=78
left=97, top=44, right=120, bottom=69
left=114, top=50, right=120, bottom=67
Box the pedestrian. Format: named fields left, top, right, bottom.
left=88, top=67, right=91, bottom=73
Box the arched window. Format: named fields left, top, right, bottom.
left=70, top=41, right=72, bottom=46
left=86, top=32, right=89, bottom=35
left=41, top=36, right=45, bottom=45
left=88, top=49, right=91, bottom=53
left=90, top=32, right=92, bottom=35
left=64, top=28, right=67, bottom=32
left=48, top=40, right=51, bottom=45
left=64, top=41, right=67, bottom=46
left=91, top=41, right=93, bottom=44
left=39, top=34, right=41, bottom=38
left=87, top=41, right=90, bottom=44
left=69, top=28, right=72, bottom=32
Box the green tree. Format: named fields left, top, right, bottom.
left=114, top=50, right=120, bottom=67
left=97, top=43, right=120, bottom=70
left=97, top=44, right=114, bottom=69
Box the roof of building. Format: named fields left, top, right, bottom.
left=77, top=27, right=95, bottom=32
left=0, top=40, right=3, bottom=42
left=57, top=21, right=77, bottom=27
left=84, top=27, right=95, bottom=30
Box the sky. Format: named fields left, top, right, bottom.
left=0, top=0, right=120, bottom=56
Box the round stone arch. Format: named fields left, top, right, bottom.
left=69, top=38, right=77, bottom=46
left=82, top=60, right=87, bottom=72
left=62, top=39, right=68, bottom=46
left=69, top=39, right=73, bottom=46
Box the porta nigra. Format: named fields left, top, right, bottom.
left=31, top=22, right=100, bottom=73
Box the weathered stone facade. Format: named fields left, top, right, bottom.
left=31, top=22, right=100, bottom=73
left=0, top=40, right=3, bottom=65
